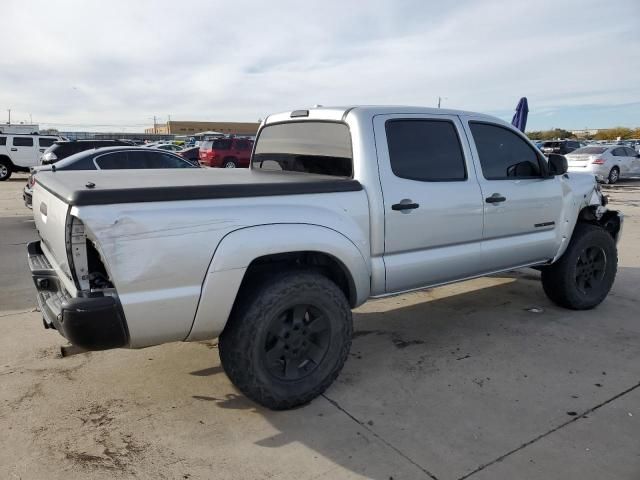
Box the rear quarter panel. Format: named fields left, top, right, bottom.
left=75, top=191, right=370, bottom=348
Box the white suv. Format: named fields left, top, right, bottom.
left=0, top=134, right=61, bottom=180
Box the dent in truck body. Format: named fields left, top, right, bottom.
left=71, top=191, right=370, bottom=348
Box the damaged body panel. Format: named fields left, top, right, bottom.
left=29, top=105, right=622, bottom=354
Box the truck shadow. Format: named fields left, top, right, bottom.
left=191, top=266, right=640, bottom=479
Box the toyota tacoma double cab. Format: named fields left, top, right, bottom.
left=28, top=106, right=622, bottom=410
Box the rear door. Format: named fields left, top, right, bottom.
left=374, top=113, right=485, bottom=293
left=10, top=136, right=37, bottom=167
left=624, top=147, right=640, bottom=175
left=612, top=147, right=630, bottom=175
left=463, top=118, right=564, bottom=271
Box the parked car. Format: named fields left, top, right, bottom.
left=23, top=146, right=198, bottom=208
left=154, top=143, right=183, bottom=152
left=199, top=137, right=254, bottom=168
left=178, top=146, right=201, bottom=164
left=0, top=134, right=61, bottom=180
left=541, top=140, right=580, bottom=155
left=40, top=139, right=132, bottom=166
left=566, top=145, right=640, bottom=184
left=28, top=105, right=622, bottom=410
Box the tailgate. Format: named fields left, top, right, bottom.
left=32, top=183, right=75, bottom=292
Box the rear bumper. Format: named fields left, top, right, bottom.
left=28, top=241, right=129, bottom=350
left=23, top=188, right=32, bottom=208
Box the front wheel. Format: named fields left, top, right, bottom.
left=219, top=271, right=352, bottom=410
left=541, top=223, right=617, bottom=310
left=607, top=167, right=619, bottom=184
left=0, top=160, right=12, bottom=181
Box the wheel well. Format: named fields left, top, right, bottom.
left=240, top=251, right=357, bottom=307
left=577, top=206, right=621, bottom=241
left=0, top=155, right=13, bottom=166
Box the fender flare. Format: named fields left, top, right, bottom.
left=186, top=223, right=371, bottom=341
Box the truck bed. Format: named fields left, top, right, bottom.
left=35, top=168, right=362, bottom=206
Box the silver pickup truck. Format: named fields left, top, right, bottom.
left=28, top=106, right=622, bottom=409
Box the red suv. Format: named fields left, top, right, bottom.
left=199, top=137, right=254, bottom=168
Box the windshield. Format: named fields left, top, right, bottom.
left=252, top=122, right=352, bottom=177
left=570, top=147, right=608, bottom=155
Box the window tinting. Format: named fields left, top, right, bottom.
left=612, top=148, right=626, bottom=157
left=138, top=151, right=193, bottom=168
left=95, top=151, right=130, bottom=169
left=39, top=138, right=56, bottom=147
left=253, top=122, right=352, bottom=177
left=12, top=137, right=34, bottom=147
left=571, top=147, right=607, bottom=155
left=624, top=147, right=637, bottom=156
left=385, top=120, right=466, bottom=181
left=0, top=137, right=6, bottom=146
left=211, top=139, right=232, bottom=150
left=470, top=123, right=542, bottom=179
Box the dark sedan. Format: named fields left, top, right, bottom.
left=24, top=146, right=198, bottom=208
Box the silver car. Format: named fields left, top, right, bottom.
left=566, top=145, right=640, bottom=184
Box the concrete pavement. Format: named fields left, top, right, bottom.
left=1, top=174, right=638, bottom=479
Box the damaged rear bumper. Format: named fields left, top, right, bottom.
left=27, top=241, right=129, bottom=350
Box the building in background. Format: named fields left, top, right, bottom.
left=571, top=129, right=600, bottom=137
left=145, top=121, right=260, bottom=136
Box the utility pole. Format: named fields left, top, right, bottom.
left=438, top=97, right=441, bottom=108
left=7, top=108, right=11, bottom=124
left=153, top=115, right=157, bottom=134
left=167, top=114, right=171, bottom=134
left=29, top=113, right=33, bottom=124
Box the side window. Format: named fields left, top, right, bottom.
left=0, top=137, right=6, bottom=146
left=625, top=147, right=637, bottom=157
left=385, top=119, right=467, bottom=181
left=612, top=148, right=625, bottom=157
left=13, top=137, right=34, bottom=147
left=235, top=139, right=249, bottom=150
left=39, top=138, right=56, bottom=147
left=469, top=122, right=542, bottom=179
left=95, top=151, right=130, bottom=169
left=144, top=151, right=191, bottom=168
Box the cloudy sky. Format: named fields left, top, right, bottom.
left=1, top=0, right=638, bottom=132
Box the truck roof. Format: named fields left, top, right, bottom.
left=264, top=105, right=504, bottom=125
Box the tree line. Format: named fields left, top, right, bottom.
left=527, top=127, right=640, bottom=141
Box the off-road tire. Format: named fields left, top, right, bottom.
left=0, top=159, right=12, bottom=181
left=607, top=167, right=619, bottom=184
left=219, top=270, right=352, bottom=410
left=541, top=223, right=617, bottom=310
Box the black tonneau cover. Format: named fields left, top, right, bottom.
left=35, top=168, right=362, bottom=206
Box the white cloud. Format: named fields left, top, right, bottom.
left=1, top=0, right=638, bottom=130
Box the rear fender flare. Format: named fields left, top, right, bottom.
left=186, top=223, right=370, bottom=341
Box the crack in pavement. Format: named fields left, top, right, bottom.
left=322, top=393, right=440, bottom=480
left=458, top=380, right=640, bottom=479
left=0, top=308, right=37, bottom=318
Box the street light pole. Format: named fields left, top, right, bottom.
left=7, top=108, right=11, bottom=124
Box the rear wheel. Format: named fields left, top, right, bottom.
left=607, top=167, right=619, bottom=184
left=219, top=271, right=352, bottom=410
left=0, top=159, right=12, bottom=181
left=223, top=159, right=237, bottom=168
left=541, top=223, right=617, bottom=310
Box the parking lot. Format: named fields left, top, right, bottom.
left=1, top=173, right=638, bottom=479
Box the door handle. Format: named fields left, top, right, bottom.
left=485, top=193, right=506, bottom=204
left=10, top=148, right=17, bottom=151
left=392, top=201, right=420, bottom=211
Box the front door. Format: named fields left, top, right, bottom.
left=10, top=136, right=37, bottom=168
left=374, top=113, right=485, bottom=293
left=462, top=118, right=564, bottom=271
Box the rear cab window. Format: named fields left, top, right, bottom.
left=252, top=122, right=352, bottom=177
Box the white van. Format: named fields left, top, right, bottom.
left=0, top=134, right=61, bottom=180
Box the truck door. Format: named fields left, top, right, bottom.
left=373, top=113, right=485, bottom=293
left=462, top=118, right=564, bottom=271
left=10, top=136, right=37, bottom=168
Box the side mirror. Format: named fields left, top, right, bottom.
left=548, top=153, right=568, bottom=176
